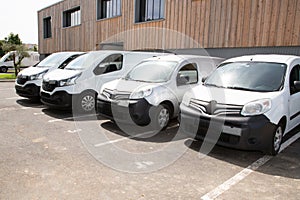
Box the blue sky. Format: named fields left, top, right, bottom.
left=0, top=0, right=62, bottom=44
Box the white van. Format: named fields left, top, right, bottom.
left=15, top=52, right=83, bottom=101
left=180, top=54, right=300, bottom=155
left=0, top=51, right=40, bottom=73
left=40, top=51, right=169, bottom=113
left=97, top=55, right=223, bottom=129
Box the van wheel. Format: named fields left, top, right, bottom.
left=1, top=66, right=7, bottom=73
left=154, top=104, right=171, bottom=131
left=75, top=91, right=96, bottom=114
left=269, top=123, right=283, bottom=156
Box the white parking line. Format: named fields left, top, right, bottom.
left=0, top=88, right=14, bottom=91
left=67, top=129, right=82, bottom=133
left=5, top=97, right=19, bottom=100
left=34, top=112, right=45, bottom=115
left=48, top=114, right=98, bottom=123
left=0, top=96, right=19, bottom=101
left=201, top=132, right=300, bottom=200
left=94, top=132, right=153, bottom=147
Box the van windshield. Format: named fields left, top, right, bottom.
left=204, top=62, right=287, bottom=92
left=37, top=53, right=72, bottom=68
left=65, top=53, right=103, bottom=70
left=0, top=53, right=12, bottom=62
left=125, top=61, right=177, bottom=83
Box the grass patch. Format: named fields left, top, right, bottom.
left=0, top=73, right=16, bottom=79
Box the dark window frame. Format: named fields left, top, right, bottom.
left=63, top=6, right=81, bottom=28
left=43, top=17, right=52, bottom=39
left=135, top=0, right=165, bottom=23
left=290, top=65, right=300, bottom=95
left=97, top=0, right=122, bottom=20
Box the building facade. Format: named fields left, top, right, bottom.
left=38, top=0, right=300, bottom=58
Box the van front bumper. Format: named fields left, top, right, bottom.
left=15, top=84, right=40, bottom=99
left=97, top=98, right=152, bottom=126
left=179, top=104, right=277, bottom=152
left=40, top=91, right=73, bottom=109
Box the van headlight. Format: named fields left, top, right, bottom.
left=130, top=88, right=153, bottom=99
left=29, top=71, right=48, bottom=80
left=241, top=99, right=272, bottom=116
left=59, top=74, right=81, bottom=87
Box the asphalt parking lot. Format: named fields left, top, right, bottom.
left=1, top=81, right=300, bottom=199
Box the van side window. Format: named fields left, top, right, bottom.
left=290, top=65, right=300, bottom=95
left=176, top=63, right=198, bottom=86
left=93, top=54, right=123, bottom=75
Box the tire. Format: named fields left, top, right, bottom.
left=269, top=123, right=284, bottom=156
left=154, top=104, right=171, bottom=131
left=75, top=91, right=96, bottom=114
left=1, top=66, right=7, bottom=73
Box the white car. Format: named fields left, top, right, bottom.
left=15, top=52, right=83, bottom=101
left=180, top=54, right=300, bottom=155
left=97, top=55, right=223, bottom=130
left=40, top=51, right=169, bottom=113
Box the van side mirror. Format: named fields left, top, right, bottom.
left=294, top=81, right=300, bottom=91
left=177, top=74, right=189, bottom=86
left=202, top=76, right=207, bottom=83
left=93, top=66, right=106, bottom=75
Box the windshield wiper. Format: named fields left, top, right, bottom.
left=204, top=83, right=225, bottom=88
left=226, top=86, right=257, bottom=91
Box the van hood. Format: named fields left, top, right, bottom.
left=43, top=69, right=81, bottom=81
left=102, top=79, right=160, bottom=93
left=190, top=85, right=280, bottom=106
left=18, top=66, right=48, bottom=76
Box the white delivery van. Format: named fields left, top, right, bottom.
left=180, top=54, right=300, bottom=155
left=15, top=52, right=84, bottom=101
left=97, top=55, right=223, bottom=130
left=40, top=50, right=169, bottom=113
left=0, top=51, right=40, bottom=73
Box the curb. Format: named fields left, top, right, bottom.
left=0, top=79, right=15, bottom=82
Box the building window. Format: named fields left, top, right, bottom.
left=135, top=0, right=165, bottom=23
left=43, top=17, right=52, bottom=38
left=97, top=0, right=122, bottom=20
left=63, top=7, right=81, bottom=28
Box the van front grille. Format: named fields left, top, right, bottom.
left=42, top=81, right=58, bottom=92
left=189, top=99, right=243, bottom=116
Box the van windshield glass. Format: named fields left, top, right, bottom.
left=65, top=53, right=102, bottom=70
left=204, top=62, right=287, bottom=92
left=37, top=53, right=71, bottom=68
left=125, top=61, right=177, bottom=83
left=0, top=53, right=12, bottom=62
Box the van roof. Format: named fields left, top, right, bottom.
left=85, top=50, right=170, bottom=56
left=224, top=54, right=300, bottom=64
left=142, top=54, right=223, bottom=62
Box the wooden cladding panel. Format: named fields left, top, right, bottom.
left=38, top=0, right=300, bottom=54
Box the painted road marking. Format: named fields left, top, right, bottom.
left=48, top=114, right=98, bottom=123
left=34, top=112, right=45, bottom=115
left=67, top=129, right=82, bottom=133
left=201, top=131, right=300, bottom=200
left=5, top=97, right=20, bottom=100
left=94, top=132, right=154, bottom=147
left=0, top=88, right=14, bottom=91
left=0, top=96, right=19, bottom=101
